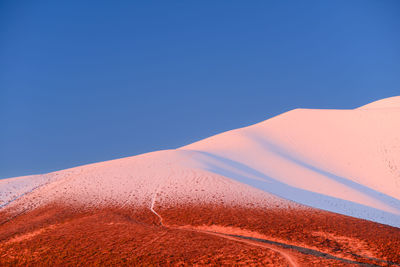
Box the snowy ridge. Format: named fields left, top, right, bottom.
left=1, top=150, right=291, bottom=215
left=1, top=97, right=400, bottom=228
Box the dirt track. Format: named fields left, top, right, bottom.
left=151, top=198, right=299, bottom=266
left=155, top=211, right=396, bottom=266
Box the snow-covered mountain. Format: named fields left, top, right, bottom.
left=1, top=96, right=400, bottom=228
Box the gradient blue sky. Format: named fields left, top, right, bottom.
left=1, top=0, right=399, bottom=178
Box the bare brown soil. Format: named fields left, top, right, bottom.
left=0, top=203, right=399, bottom=266
left=0, top=205, right=289, bottom=266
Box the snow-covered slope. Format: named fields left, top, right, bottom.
left=181, top=105, right=400, bottom=227
left=0, top=150, right=291, bottom=214
left=1, top=97, right=400, bottom=228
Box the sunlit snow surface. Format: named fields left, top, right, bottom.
left=1, top=97, right=400, bottom=228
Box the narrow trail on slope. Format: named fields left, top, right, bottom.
left=149, top=183, right=297, bottom=266
left=150, top=195, right=163, bottom=227
left=196, top=228, right=392, bottom=266
left=149, top=177, right=166, bottom=227
left=230, top=234, right=400, bottom=266
left=196, top=230, right=298, bottom=267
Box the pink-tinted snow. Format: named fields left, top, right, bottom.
left=1, top=97, right=399, bottom=228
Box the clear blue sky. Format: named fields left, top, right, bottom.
left=1, top=0, right=399, bottom=178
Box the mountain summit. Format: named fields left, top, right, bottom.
left=358, top=96, right=400, bottom=109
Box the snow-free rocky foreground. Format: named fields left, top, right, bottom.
left=1, top=96, right=400, bottom=228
